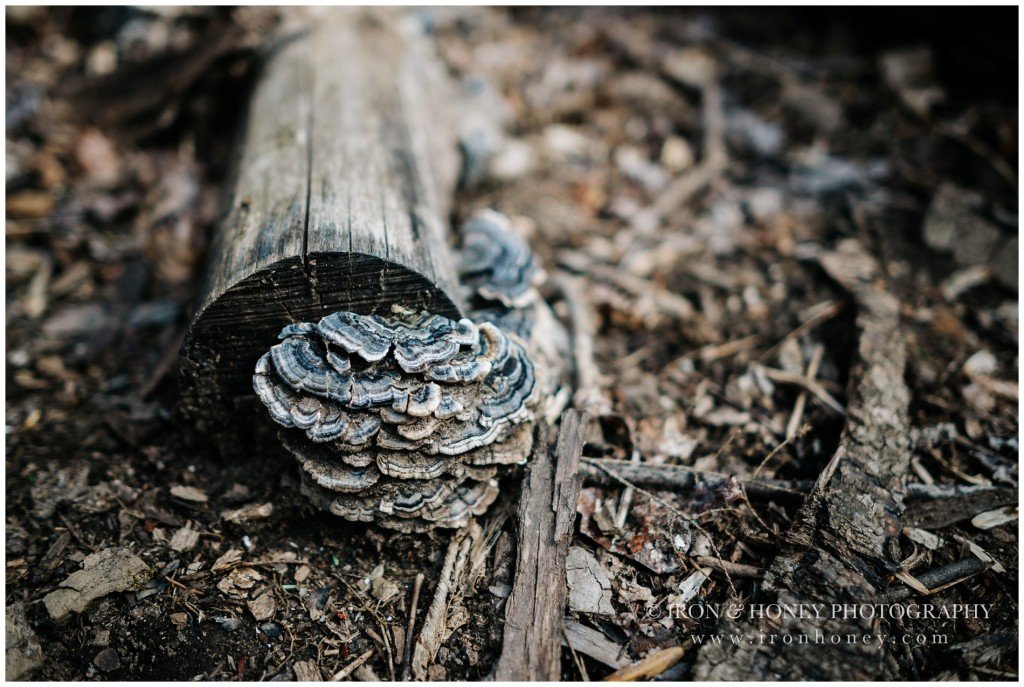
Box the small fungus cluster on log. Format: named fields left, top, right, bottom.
left=253, top=211, right=565, bottom=531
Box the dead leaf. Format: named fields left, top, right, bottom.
left=216, top=567, right=263, bottom=597
left=211, top=548, right=243, bottom=572
left=169, top=523, right=200, bottom=552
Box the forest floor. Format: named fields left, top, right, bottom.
left=5, top=7, right=1018, bottom=681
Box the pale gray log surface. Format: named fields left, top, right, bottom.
left=180, top=9, right=463, bottom=422
left=494, top=409, right=590, bottom=681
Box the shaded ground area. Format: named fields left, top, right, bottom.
left=6, top=7, right=1018, bottom=680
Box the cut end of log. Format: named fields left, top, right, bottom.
left=180, top=252, right=462, bottom=421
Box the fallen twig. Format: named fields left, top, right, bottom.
left=694, top=239, right=914, bottom=680
left=562, top=618, right=628, bottom=670
left=555, top=271, right=610, bottom=415
left=581, top=457, right=810, bottom=499
left=786, top=344, right=824, bottom=438
left=693, top=556, right=762, bottom=579
left=758, top=300, right=843, bottom=363
left=399, top=573, right=424, bottom=681
left=604, top=645, right=687, bottom=681
left=614, top=449, right=642, bottom=529
left=330, top=648, right=374, bottom=681
left=761, top=366, right=845, bottom=416
left=885, top=557, right=991, bottom=601
left=411, top=528, right=476, bottom=679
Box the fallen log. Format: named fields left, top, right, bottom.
left=179, top=9, right=463, bottom=426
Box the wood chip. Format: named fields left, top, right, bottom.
left=562, top=619, right=628, bottom=669
left=294, top=659, right=321, bottom=681
left=211, top=548, right=244, bottom=572
left=675, top=568, right=710, bottom=604
left=894, top=570, right=932, bottom=594
left=903, top=527, right=944, bottom=550
left=222, top=502, right=274, bottom=523
left=566, top=546, right=614, bottom=616
left=169, top=485, right=208, bottom=503
left=169, top=523, right=200, bottom=552
left=247, top=590, right=276, bottom=621
left=971, top=506, right=1018, bottom=530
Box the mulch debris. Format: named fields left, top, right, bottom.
left=6, top=7, right=1017, bottom=680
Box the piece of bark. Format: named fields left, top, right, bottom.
left=494, top=409, right=590, bottom=681
left=694, top=239, right=913, bottom=680
left=180, top=9, right=464, bottom=426
left=293, top=659, right=321, bottom=681
left=44, top=548, right=151, bottom=620
left=565, top=546, right=615, bottom=615
left=6, top=603, right=44, bottom=680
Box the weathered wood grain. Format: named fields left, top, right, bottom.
left=180, top=9, right=464, bottom=423
left=494, top=409, right=590, bottom=681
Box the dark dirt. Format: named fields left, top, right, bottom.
left=6, top=6, right=1018, bottom=681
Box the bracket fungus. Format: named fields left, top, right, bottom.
left=253, top=210, right=564, bottom=531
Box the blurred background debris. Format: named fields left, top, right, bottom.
left=5, top=6, right=1017, bottom=681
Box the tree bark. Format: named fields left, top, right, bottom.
left=694, top=240, right=913, bottom=680
left=494, top=409, right=590, bottom=681
left=180, top=9, right=464, bottom=424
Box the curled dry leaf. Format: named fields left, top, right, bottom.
left=216, top=567, right=263, bottom=597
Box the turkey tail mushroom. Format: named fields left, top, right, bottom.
left=253, top=210, right=566, bottom=531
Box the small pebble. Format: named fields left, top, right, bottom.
left=260, top=622, right=283, bottom=639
